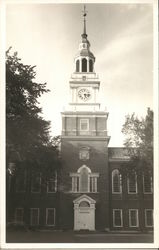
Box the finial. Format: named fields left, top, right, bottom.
left=82, top=5, right=87, bottom=35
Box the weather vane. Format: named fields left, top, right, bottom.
left=82, top=5, right=87, bottom=18
left=82, top=5, right=88, bottom=35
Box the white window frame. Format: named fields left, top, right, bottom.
left=113, top=209, right=123, bottom=227
left=80, top=119, right=89, bottom=131
left=112, top=169, right=122, bottom=194
left=127, top=172, right=138, bottom=194
left=15, top=208, right=24, bottom=223
left=129, top=209, right=139, bottom=227
left=143, top=173, right=153, bottom=194
left=70, top=166, right=99, bottom=193
left=145, top=209, right=153, bottom=227
left=47, top=172, right=57, bottom=193
left=30, top=208, right=39, bottom=226
left=90, top=176, right=97, bottom=193
left=31, top=172, right=41, bottom=193
left=71, top=176, right=79, bottom=192
left=46, top=208, right=56, bottom=226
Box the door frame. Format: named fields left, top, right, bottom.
left=73, top=194, right=96, bottom=231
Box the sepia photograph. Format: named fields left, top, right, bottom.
left=0, top=0, right=158, bottom=248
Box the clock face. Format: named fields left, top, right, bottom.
left=78, top=88, right=91, bottom=101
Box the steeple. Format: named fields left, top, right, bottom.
left=82, top=5, right=88, bottom=40
left=74, top=5, right=95, bottom=73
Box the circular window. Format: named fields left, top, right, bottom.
left=79, top=201, right=90, bottom=207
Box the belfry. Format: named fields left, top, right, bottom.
left=60, top=6, right=110, bottom=230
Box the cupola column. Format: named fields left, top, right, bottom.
left=87, top=58, right=89, bottom=73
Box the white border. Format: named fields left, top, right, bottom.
left=0, top=0, right=158, bottom=248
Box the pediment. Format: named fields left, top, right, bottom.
left=73, top=194, right=96, bottom=204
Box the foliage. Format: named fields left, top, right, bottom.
left=122, top=108, right=153, bottom=172
left=6, top=48, right=61, bottom=176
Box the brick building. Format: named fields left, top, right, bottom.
left=6, top=8, right=153, bottom=232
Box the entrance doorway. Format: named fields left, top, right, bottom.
left=73, top=194, right=96, bottom=231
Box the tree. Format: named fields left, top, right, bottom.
left=121, top=108, right=153, bottom=173
left=6, top=48, right=60, bottom=176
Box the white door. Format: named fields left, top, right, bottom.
left=75, top=207, right=95, bottom=230
left=78, top=210, right=90, bottom=229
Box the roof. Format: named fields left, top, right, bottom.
left=108, top=147, right=130, bottom=161
left=75, top=49, right=95, bottom=59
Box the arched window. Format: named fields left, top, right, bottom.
left=76, top=60, right=79, bottom=72
left=79, top=201, right=90, bottom=207
left=128, top=172, right=137, bottom=193
left=89, top=59, right=93, bottom=72
left=80, top=167, right=89, bottom=192
left=70, top=165, right=99, bottom=193
left=82, top=58, right=87, bottom=72
left=112, top=169, right=122, bottom=193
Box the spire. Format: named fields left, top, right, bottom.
left=82, top=5, right=88, bottom=40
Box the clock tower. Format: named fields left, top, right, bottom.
left=60, top=6, right=110, bottom=231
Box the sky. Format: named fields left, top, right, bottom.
left=6, top=1, right=154, bottom=146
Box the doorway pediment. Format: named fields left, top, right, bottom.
left=73, top=194, right=96, bottom=204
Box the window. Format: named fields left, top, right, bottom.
left=129, top=209, right=139, bottom=227
left=31, top=172, right=41, bottom=193
left=90, top=177, right=97, bottom=193
left=80, top=119, right=89, bottom=131
left=143, top=172, right=153, bottom=193
left=15, top=208, right=24, bottom=223
left=112, top=169, right=122, bottom=193
left=113, top=209, right=123, bottom=227
left=79, top=201, right=90, bottom=207
left=80, top=167, right=89, bottom=192
left=89, top=59, right=93, bottom=72
left=47, top=172, right=57, bottom=193
left=70, top=165, right=99, bottom=193
left=16, top=169, right=26, bottom=192
left=72, top=176, right=79, bottom=192
left=82, top=58, right=87, bottom=72
left=145, top=209, right=153, bottom=227
left=76, top=60, right=79, bottom=72
left=30, top=208, right=39, bottom=226
left=79, top=147, right=89, bottom=160
left=128, top=172, right=137, bottom=193
left=46, top=208, right=55, bottom=226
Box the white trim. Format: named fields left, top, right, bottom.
left=61, top=113, right=108, bottom=118
left=112, top=169, right=122, bottom=194
left=70, top=166, right=99, bottom=193
left=46, top=208, right=56, bottom=226
left=30, top=208, right=39, bottom=226
left=31, top=172, right=41, bottom=193
left=129, top=209, right=139, bottom=227
left=145, top=209, right=153, bottom=227
left=47, top=172, right=57, bottom=193
left=77, top=165, right=91, bottom=174
left=143, top=173, right=153, bottom=194
left=113, top=209, right=123, bottom=227
left=72, top=176, right=78, bottom=192
left=127, top=172, right=138, bottom=194
left=80, top=119, right=89, bottom=131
